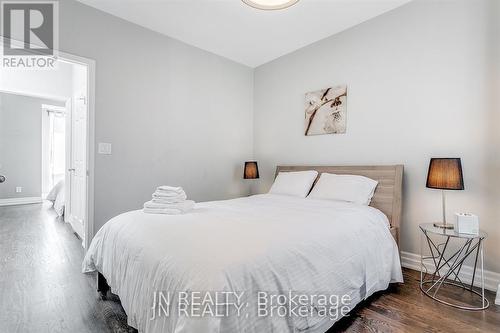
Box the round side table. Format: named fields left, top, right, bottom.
left=419, top=223, right=489, bottom=310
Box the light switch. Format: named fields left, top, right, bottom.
left=98, top=143, right=112, bottom=155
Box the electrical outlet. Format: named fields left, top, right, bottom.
left=16, top=187, right=22, bottom=193
left=98, top=143, right=112, bottom=155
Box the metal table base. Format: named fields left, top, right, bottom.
left=419, top=225, right=489, bottom=310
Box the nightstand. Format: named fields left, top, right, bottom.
left=419, top=223, right=489, bottom=310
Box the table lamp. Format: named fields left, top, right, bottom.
left=244, top=161, right=259, bottom=179
left=426, top=158, right=464, bottom=229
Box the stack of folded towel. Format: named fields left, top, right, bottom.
left=143, top=186, right=195, bottom=215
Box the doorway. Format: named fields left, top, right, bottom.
left=42, top=104, right=67, bottom=199
left=0, top=49, right=95, bottom=250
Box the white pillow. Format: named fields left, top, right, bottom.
left=269, top=170, right=319, bottom=198
left=308, top=173, right=378, bottom=205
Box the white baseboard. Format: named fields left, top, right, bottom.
left=0, top=197, right=43, bottom=206
left=400, top=251, right=500, bottom=293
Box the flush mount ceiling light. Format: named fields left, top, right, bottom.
left=242, top=0, right=300, bottom=11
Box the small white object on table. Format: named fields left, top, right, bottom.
left=454, top=213, right=479, bottom=235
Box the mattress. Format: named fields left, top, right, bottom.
left=83, top=194, right=403, bottom=333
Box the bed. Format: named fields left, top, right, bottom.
left=83, top=165, right=404, bottom=333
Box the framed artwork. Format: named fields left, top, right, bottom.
left=304, top=85, right=347, bottom=136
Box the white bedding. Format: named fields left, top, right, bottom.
left=46, top=180, right=65, bottom=216
left=83, top=194, right=403, bottom=333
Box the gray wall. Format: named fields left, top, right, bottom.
left=57, top=0, right=254, bottom=230
left=253, top=0, right=500, bottom=274
left=0, top=93, right=63, bottom=199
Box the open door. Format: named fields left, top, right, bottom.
left=65, top=93, right=87, bottom=243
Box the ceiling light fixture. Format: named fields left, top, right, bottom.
left=242, top=0, right=299, bottom=11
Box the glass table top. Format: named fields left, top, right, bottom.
left=419, top=223, right=487, bottom=239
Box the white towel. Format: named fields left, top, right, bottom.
left=151, top=196, right=186, bottom=204
left=143, top=200, right=195, bottom=215
left=156, top=185, right=184, bottom=194
left=152, top=191, right=187, bottom=200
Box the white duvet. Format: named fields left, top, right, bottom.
left=83, top=194, right=402, bottom=333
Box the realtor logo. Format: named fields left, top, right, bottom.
left=1, top=1, right=58, bottom=68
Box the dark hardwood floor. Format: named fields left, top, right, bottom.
left=330, top=270, right=500, bottom=333
left=1, top=203, right=498, bottom=332
left=0, top=202, right=135, bottom=333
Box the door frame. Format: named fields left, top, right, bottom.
left=0, top=36, right=96, bottom=251
left=58, top=51, right=96, bottom=251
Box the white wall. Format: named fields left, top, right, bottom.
left=57, top=0, right=254, bottom=230
left=0, top=60, right=73, bottom=200
left=253, top=0, right=500, bottom=274
left=0, top=61, right=74, bottom=100
left=0, top=93, right=64, bottom=199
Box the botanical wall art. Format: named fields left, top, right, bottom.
left=304, top=85, right=347, bottom=136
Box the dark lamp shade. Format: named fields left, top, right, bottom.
left=244, top=161, right=259, bottom=179
left=426, top=158, right=464, bottom=190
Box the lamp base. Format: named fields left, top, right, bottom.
left=433, top=222, right=454, bottom=229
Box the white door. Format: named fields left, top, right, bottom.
left=66, top=94, right=87, bottom=242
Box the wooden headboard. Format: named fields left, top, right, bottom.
left=275, top=165, right=404, bottom=245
